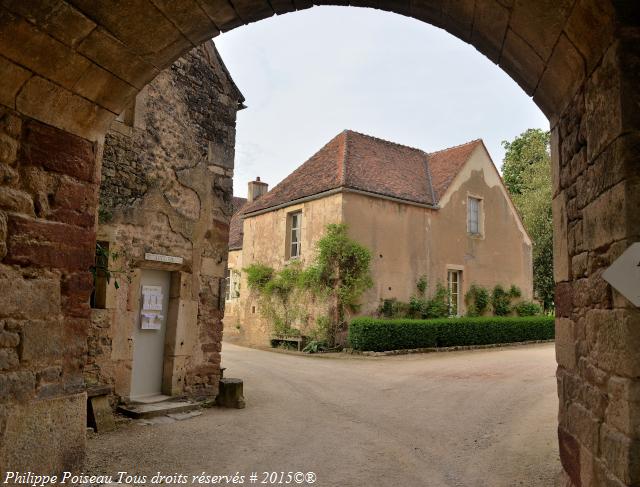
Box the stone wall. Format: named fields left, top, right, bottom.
left=553, top=17, right=640, bottom=487
left=86, top=41, right=243, bottom=402
left=0, top=110, right=95, bottom=472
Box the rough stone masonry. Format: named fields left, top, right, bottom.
left=88, top=41, right=244, bottom=403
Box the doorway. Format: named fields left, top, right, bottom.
left=131, top=269, right=171, bottom=400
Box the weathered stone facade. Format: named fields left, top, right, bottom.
left=87, top=41, right=243, bottom=402
left=0, top=1, right=637, bottom=484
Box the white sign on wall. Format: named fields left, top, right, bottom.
left=144, top=252, right=183, bottom=264
left=602, top=243, right=640, bottom=307
left=140, top=285, right=164, bottom=330
left=140, top=313, right=163, bottom=330
left=142, top=285, right=163, bottom=311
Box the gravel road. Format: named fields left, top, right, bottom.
left=87, top=342, right=560, bottom=487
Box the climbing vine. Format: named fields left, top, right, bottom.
left=245, top=224, right=373, bottom=347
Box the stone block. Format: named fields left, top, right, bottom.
left=88, top=395, right=116, bottom=433
left=585, top=44, right=622, bottom=163
left=201, top=256, right=224, bottom=277
left=0, top=278, right=60, bottom=320
left=0, top=347, right=19, bottom=370
left=499, top=29, right=545, bottom=96
left=0, top=393, right=86, bottom=473
left=606, top=376, right=640, bottom=439
left=556, top=318, right=577, bottom=370
left=0, top=132, right=18, bottom=165
left=564, top=0, right=615, bottom=75
left=585, top=309, right=640, bottom=377
left=19, top=318, right=63, bottom=364
left=559, top=426, right=582, bottom=487
left=572, top=252, right=588, bottom=278
left=0, top=187, right=35, bottom=215
left=0, top=330, right=19, bottom=348
left=582, top=182, right=627, bottom=250
left=0, top=370, right=35, bottom=401
left=509, top=0, right=574, bottom=61
left=1, top=0, right=96, bottom=48
left=0, top=56, right=31, bottom=109
left=6, top=214, right=94, bottom=270
left=153, top=0, right=221, bottom=44
left=600, top=423, right=640, bottom=485
left=61, top=272, right=93, bottom=318
left=21, top=120, right=96, bottom=182
left=216, top=378, right=245, bottom=409
left=0, top=10, right=90, bottom=90
left=77, top=27, right=159, bottom=90
left=469, top=0, right=509, bottom=63
left=0, top=210, right=7, bottom=259
left=534, top=34, right=585, bottom=118
left=16, top=76, right=114, bottom=142
left=553, top=193, right=570, bottom=282
left=69, top=0, right=188, bottom=67
left=73, top=63, right=138, bottom=114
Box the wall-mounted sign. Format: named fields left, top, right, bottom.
left=142, top=285, right=163, bottom=311
left=141, top=312, right=163, bottom=330
left=144, top=252, right=183, bottom=264
left=602, top=242, right=640, bottom=307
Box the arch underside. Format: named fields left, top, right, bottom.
left=0, top=0, right=613, bottom=140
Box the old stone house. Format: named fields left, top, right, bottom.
left=87, top=41, right=244, bottom=404
left=224, top=130, right=533, bottom=347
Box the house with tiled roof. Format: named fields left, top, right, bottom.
left=224, top=130, right=533, bottom=347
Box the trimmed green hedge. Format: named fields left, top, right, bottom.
left=348, top=316, right=555, bottom=352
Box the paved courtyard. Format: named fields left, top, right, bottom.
left=87, top=342, right=560, bottom=486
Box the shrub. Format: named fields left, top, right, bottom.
left=491, top=285, right=512, bottom=316
left=515, top=301, right=542, bottom=317
left=464, top=284, right=489, bottom=316
left=348, top=316, right=554, bottom=351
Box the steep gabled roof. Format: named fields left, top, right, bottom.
left=428, top=139, right=483, bottom=201
left=243, top=130, right=439, bottom=215
left=229, top=196, right=248, bottom=250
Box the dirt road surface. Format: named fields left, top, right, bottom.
left=87, top=342, right=560, bottom=487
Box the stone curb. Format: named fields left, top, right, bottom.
left=344, top=339, right=555, bottom=356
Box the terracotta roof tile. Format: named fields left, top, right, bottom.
left=241, top=130, right=482, bottom=216
left=428, top=139, right=483, bottom=201
left=229, top=196, right=247, bottom=250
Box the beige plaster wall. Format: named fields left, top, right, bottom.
left=226, top=193, right=343, bottom=347
left=428, top=144, right=533, bottom=312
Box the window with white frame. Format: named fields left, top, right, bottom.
left=468, top=196, right=482, bottom=235
left=225, top=269, right=231, bottom=301
left=447, top=269, right=462, bottom=316
left=288, top=211, right=302, bottom=259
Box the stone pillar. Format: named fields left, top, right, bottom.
left=554, top=17, right=640, bottom=487
left=0, top=110, right=98, bottom=473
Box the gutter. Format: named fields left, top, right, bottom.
left=242, top=187, right=439, bottom=219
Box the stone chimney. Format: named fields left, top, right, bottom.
left=248, top=177, right=268, bottom=202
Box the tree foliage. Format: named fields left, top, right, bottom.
left=501, top=129, right=554, bottom=310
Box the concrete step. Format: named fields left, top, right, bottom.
left=117, top=399, right=201, bottom=419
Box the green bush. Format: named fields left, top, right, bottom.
left=465, top=284, right=489, bottom=316
left=515, top=301, right=542, bottom=317
left=491, top=285, right=512, bottom=316
left=348, top=316, right=555, bottom=351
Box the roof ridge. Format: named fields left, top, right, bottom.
left=344, top=129, right=427, bottom=154
left=427, top=138, right=481, bottom=156
left=423, top=152, right=437, bottom=205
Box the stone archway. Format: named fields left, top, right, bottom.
left=0, top=2, right=637, bottom=485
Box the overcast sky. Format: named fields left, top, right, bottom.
left=215, top=7, right=549, bottom=198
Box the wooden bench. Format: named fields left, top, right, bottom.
left=270, top=335, right=306, bottom=351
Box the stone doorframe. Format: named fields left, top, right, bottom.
left=0, top=2, right=638, bottom=485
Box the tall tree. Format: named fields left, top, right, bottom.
left=502, top=129, right=554, bottom=310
